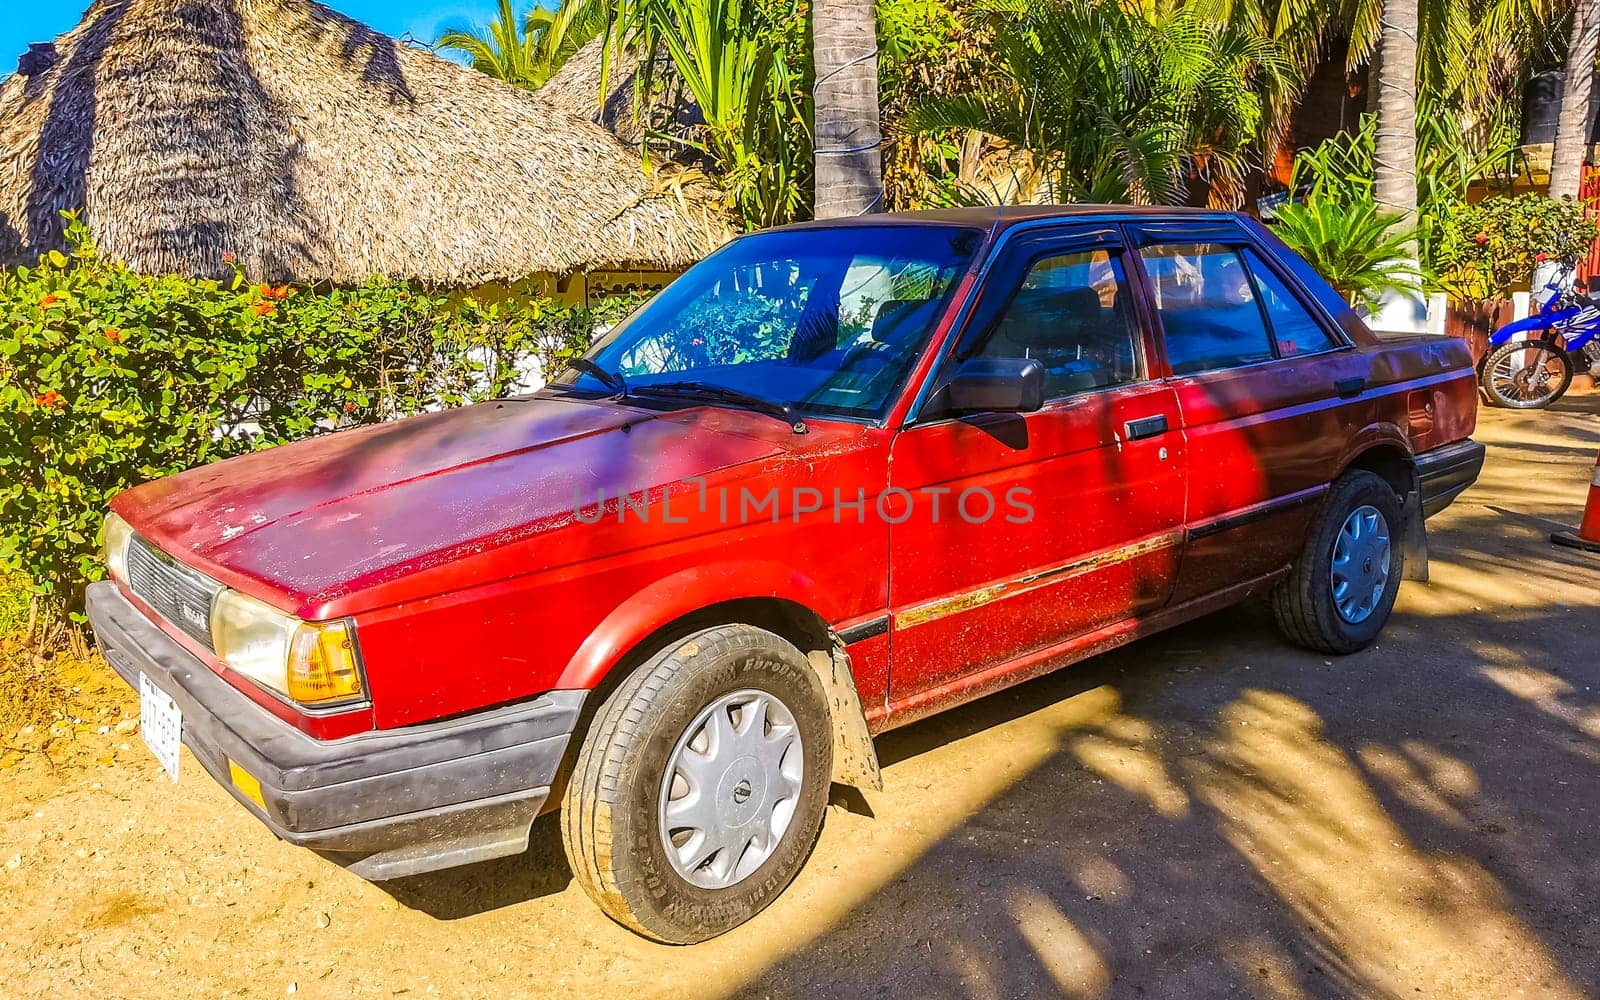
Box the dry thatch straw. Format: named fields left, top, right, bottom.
left=0, top=0, right=733, bottom=285
left=539, top=37, right=702, bottom=155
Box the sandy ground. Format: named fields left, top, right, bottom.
left=3, top=399, right=1599, bottom=999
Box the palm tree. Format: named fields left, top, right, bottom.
left=812, top=0, right=884, bottom=217
left=438, top=0, right=606, bottom=90
left=1550, top=0, right=1600, bottom=200
left=908, top=0, right=1291, bottom=207
left=1371, top=0, right=1419, bottom=227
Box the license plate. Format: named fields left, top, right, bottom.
left=138, top=672, right=181, bottom=782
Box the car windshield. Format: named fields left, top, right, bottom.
left=550, top=225, right=983, bottom=420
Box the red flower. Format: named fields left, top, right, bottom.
left=1535, top=252, right=1549, bottom=262
left=1475, top=233, right=1490, bottom=245
left=252, top=300, right=276, bottom=317
left=34, top=389, right=64, bottom=410
left=222, top=251, right=237, bottom=265
left=344, top=401, right=357, bottom=414
left=105, top=327, right=123, bottom=343
left=270, top=285, right=292, bottom=301
left=39, top=293, right=58, bottom=309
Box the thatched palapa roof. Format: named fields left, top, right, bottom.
left=0, top=0, right=732, bottom=284
left=539, top=38, right=702, bottom=153
left=538, top=38, right=649, bottom=146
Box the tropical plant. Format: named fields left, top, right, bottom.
left=438, top=0, right=607, bottom=90
left=1434, top=194, right=1600, bottom=299
left=1262, top=0, right=1561, bottom=126
left=1270, top=199, right=1420, bottom=308
left=1550, top=0, right=1600, bottom=200
left=1371, top=0, right=1420, bottom=231
left=0, top=217, right=635, bottom=636
left=875, top=0, right=997, bottom=210
left=608, top=0, right=812, bottom=227
left=1286, top=114, right=1516, bottom=269
left=905, top=0, right=1294, bottom=206
left=812, top=0, right=884, bottom=217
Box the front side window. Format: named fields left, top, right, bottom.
left=977, top=248, right=1143, bottom=398
left=550, top=226, right=981, bottom=420
left=1141, top=243, right=1275, bottom=375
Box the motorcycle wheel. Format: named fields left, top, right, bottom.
left=1479, top=340, right=1573, bottom=409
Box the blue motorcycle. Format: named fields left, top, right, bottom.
left=1483, top=270, right=1600, bottom=408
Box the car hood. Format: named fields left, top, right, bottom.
left=115, top=394, right=792, bottom=611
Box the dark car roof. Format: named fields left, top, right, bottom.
left=771, top=205, right=1241, bottom=238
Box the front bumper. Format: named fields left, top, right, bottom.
left=86, top=581, right=584, bottom=880
left=1417, top=438, right=1487, bottom=518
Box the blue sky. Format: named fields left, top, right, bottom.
left=1, top=1, right=528, bottom=74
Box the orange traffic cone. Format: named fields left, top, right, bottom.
left=1552, top=451, right=1600, bottom=554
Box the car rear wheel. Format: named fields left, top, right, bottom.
left=1271, top=471, right=1406, bottom=655
left=561, top=624, right=832, bottom=943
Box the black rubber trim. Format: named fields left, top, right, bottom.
left=1187, top=485, right=1329, bottom=542
left=838, top=615, right=889, bottom=645
left=86, top=582, right=583, bottom=849
left=1416, top=439, right=1486, bottom=518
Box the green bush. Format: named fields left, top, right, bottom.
left=0, top=216, right=635, bottom=630
left=1434, top=195, right=1600, bottom=302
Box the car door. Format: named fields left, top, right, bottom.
left=886, top=226, right=1186, bottom=706
left=1126, top=222, right=1359, bottom=604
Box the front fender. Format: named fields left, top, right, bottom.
left=554, top=561, right=885, bottom=791
left=1490, top=313, right=1557, bottom=347
left=554, top=559, right=838, bottom=691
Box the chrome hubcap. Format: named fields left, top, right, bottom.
left=1331, top=504, right=1391, bottom=624
left=658, top=689, right=804, bottom=890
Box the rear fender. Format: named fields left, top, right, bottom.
left=1335, top=427, right=1428, bottom=581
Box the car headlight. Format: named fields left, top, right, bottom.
left=210, top=589, right=365, bottom=707
left=103, top=512, right=134, bottom=583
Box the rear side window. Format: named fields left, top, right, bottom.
left=1243, top=248, right=1340, bottom=357
left=1140, top=243, right=1275, bottom=375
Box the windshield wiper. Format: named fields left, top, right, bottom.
left=565, top=358, right=629, bottom=397
left=631, top=381, right=806, bottom=433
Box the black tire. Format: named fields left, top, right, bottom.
left=1271, top=471, right=1406, bottom=655
left=561, top=624, right=832, bottom=944
left=1479, top=340, right=1573, bottom=409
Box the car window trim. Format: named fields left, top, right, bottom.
left=1126, top=232, right=1354, bottom=379
left=903, top=226, right=1150, bottom=425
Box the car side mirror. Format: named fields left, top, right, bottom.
left=944, top=357, right=1045, bottom=414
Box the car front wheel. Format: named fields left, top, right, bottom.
left=1271, top=470, right=1406, bottom=655
left=561, top=624, right=832, bottom=943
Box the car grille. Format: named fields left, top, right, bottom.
left=125, top=536, right=221, bottom=650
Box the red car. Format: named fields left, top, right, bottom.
left=89, top=207, right=1483, bottom=942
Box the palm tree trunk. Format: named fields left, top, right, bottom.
left=1551, top=0, right=1600, bottom=201
left=1372, top=0, right=1419, bottom=227
left=812, top=0, right=883, bottom=218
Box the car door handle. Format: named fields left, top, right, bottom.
left=1335, top=376, right=1367, bottom=397
left=1123, top=415, right=1168, bottom=441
